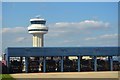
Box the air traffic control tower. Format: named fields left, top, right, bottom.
left=28, top=17, right=48, bottom=47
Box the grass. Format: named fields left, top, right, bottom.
left=0, top=74, right=16, bottom=80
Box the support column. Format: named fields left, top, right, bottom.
left=61, top=56, right=64, bottom=72
left=77, top=56, right=81, bottom=72
left=43, top=56, right=46, bottom=73
left=6, top=57, right=10, bottom=73
left=20, top=57, right=23, bottom=72
left=33, top=35, right=35, bottom=47
left=94, top=56, right=97, bottom=71
left=34, top=34, right=43, bottom=47
left=25, top=57, right=28, bottom=73
left=109, top=56, right=113, bottom=71
left=34, top=35, right=36, bottom=47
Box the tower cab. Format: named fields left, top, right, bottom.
left=28, top=17, right=48, bottom=34
left=30, top=18, right=46, bottom=25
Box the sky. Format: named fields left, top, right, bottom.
left=2, top=2, right=118, bottom=53
left=2, top=0, right=120, bottom=2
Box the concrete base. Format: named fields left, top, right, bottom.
left=10, top=71, right=119, bottom=78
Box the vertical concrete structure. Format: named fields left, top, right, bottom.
left=109, top=56, right=113, bottom=71
left=61, top=56, right=64, bottom=72
left=77, top=56, right=81, bottom=72
left=25, top=57, right=29, bottom=73
left=28, top=16, right=48, bottom=47
left=43, top=56, right=46, bottom=73
left=94, top=56, right=97, bottom=71
left=6, top=57, right=10, bottom=73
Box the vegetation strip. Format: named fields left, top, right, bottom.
left=0, top=74, right=15, bottom=80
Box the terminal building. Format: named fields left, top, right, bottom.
left=5, top=17, right=119, bottom=73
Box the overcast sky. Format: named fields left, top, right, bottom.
left=2, top=2, right=118, bottom=53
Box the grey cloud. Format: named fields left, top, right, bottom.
left=84, top=33, right=118, bottom=46
left=53, top=20, right=109, bottom=29
left=85, top=33, right=118, bottom=41
left=46, top=20, right=110, bottom=38
left=99, top=34, right=118, bottom=39
left=2, top=27, right=27, bottom=34
left=15, top=37, right=26, bottom=42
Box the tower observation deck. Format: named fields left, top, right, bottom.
left=28, top=17, right=48, bottom=47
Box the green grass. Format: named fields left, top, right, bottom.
left=0, top=74, right=16, bottom=80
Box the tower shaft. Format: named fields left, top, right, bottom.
left=33, top=34, right=43, bottom=47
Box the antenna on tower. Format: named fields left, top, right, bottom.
left=35, top=15, right=41, bottom=19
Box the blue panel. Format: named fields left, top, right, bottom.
left=6, top=47, right=119, bottom=57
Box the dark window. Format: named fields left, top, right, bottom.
left=28, top=29, right=48, bottom=31
left=31, top=21, right=46, bottom=24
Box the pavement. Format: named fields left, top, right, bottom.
left=10, top=71, right=119, bottom=79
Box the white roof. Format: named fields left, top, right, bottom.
left=30, top=18, right=45, bottom=21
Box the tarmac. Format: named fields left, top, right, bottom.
left=10, top=71, right=119, bottom=80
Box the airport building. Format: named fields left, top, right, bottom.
left=5, top=17, right=119, bottom=73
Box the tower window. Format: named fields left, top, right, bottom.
left=28, top=29, right=48, bottom=31
left=31, top=21, right=46, bottom=24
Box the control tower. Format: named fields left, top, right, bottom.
left=28, top=17, right=48, bottom=47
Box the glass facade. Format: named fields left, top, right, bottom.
left=31, top=21, right=46, bottom=24
left=28, top=29, right=48, bottom=31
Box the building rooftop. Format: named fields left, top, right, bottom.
left=6, top=47, right=119, bottom=57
